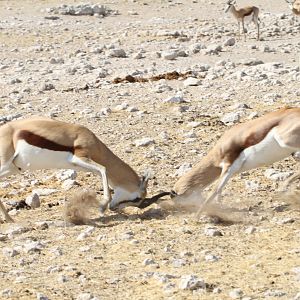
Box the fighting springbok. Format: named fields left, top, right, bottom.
left=172, top=107, right=300, bottom=214
left=286, top=0, right=300, bottom=15
left=0, top=117, right=149, bottom=222
left=225, top=0, right=260, bottom=41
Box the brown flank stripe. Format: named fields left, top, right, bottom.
left=17, top=130, right=75, bottom=153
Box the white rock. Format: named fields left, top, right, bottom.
left=179, top=275, right=205, bottom=290
left=220, top=112, right=241, bottom=125
left=76, top=293, right=95, bottom=300
left=189, top=43, right=206, bottom=53
left=223, top=37, right=236, bottom=46
left=205, top=254, right=219, bottom=262
left=77, top=226, right=95, bottom=240
left=152, top=83, right=172, bottom=93
left=33, top=188, right=57, bottom=196
left=245, top=226, right=256, bottom=234
left=161, top=51, right=178, bottom=60
left=23, top=240, right=46, bottom=253
left=99, top=107, right=112, bottom=116
left=203, top=44, right=222, bottom=55
left=276, top=217, right=295, bottom=225
left=62, top=179, right=78, bottom=190
left=114, top=102, right=129, bottom=111
left=264, top=169, right=293, bottom=181
left=164, top=94, right=185, bottom=103
left=108, top=48, right=126, bottom=58
left=172, top=258, right=186, bottom=267
left=294, top=292, right=300, bottom=300
left=240, top=58, right=264, bottom=66
left=120, top=231, right=134, bottom=240
left=264, top=290, right=286, bottom=297
left=245, top=180, right=260, bottom=191
left=36, top=293, right=50, bottom=300
left=293, top=151, right=300, bottom=161
left=25, top=193, right=40, bottom=208
left=56, top=170, right=77, bottom=181
left=229, top=288, right=243, bottom=299
left=187, top=121, right=201, bottom=128
left=127, top=106, right=139, bottom=112
left=3, top=247, right=19, bottom=257
left=204, top=227, right=223, bottom=237
left=143, top=258, right=155, bottom=266
left=135, top=138, right=155, bottom=147
left=0, top=234, right=7, bottom=241
left=5, top=225, right=29, bottom=237
left=183, top=77, right=201, bottom=86
left=174, top=163, right=192, bottom=177
left=1, top=289, right=13, bottom=298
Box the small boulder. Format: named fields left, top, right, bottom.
left=25, top=193, right=40, bottom=209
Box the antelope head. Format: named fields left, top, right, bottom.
left=285, top=0, right=294, bottom=9
left=108, top=171, right=152, bottom=211
left=225, top=0, right=236, bottom=12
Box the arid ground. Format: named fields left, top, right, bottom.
left=0, top=0, right=299, bottom=299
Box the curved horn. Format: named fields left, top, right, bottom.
left=138, top=191, right=172, bottom=209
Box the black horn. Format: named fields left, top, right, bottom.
left=138, top=191, right=172, bottom=209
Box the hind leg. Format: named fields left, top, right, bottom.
left=196, top=154, right=247, bottom=217
left=0, top=143, right=19, bottom=222
left=242, top=19, right=246, bottom=41
left=253, top=17, right=260, bottom=40
left=0, top=166, right=19, bottom=223
left=69, top=155, right=111, bottom=215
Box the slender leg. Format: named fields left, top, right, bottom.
left=0, top=168, right=18, bottom=223
left=0, top=201, right=14, bottom=222
left=237, top=22, right=241, bottom=39
left=69, top=155, right=111, bottom=213
left=254, top=17, right=260, bottom=41
left=196, top=154, right=247, bottom=217
left=242, top=19, right=246, bottom=41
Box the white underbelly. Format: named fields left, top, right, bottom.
left=14, top=140, right=75, bottom=171
left=239, top=128, right=297, bottom=173
left=243, top=14, right=254, bottom=23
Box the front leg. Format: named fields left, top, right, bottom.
left=242, top=19, right=246, bottom=41
left=69, top=155, right=111, bottom=215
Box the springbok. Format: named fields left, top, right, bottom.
left=285, top=0, right=300, bottom=15
left=172, top=107, right=300, bottom=215
left=225, top=0, right=260, bottom=41
left=0, top=117, right=149, bottom=222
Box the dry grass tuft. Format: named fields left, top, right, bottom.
left=64, top=189, right=99, bottom=225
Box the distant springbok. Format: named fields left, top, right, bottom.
left=172, top=107, right=300, bottom=215
left=0, top=117, right=149, bottom=222
left=285, top=0, right=300, bottom=15
left=225, top=0, right=260, bottom=41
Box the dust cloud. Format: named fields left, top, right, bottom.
left=64, top=189, right=99, bottom=225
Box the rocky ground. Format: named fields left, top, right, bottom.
left=0, top=0, right=300, bottom=299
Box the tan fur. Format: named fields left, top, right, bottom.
left=174, top=107, right=300, bottom=198
left=1, top=118, right=141, bottom=191
left=286, top=0, right=300, bottom=15
left=0, top=118, right=144, bottom=222
left=226, top=1, right=260, bottom=41
left=293, top=0, right=300, bottom=15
